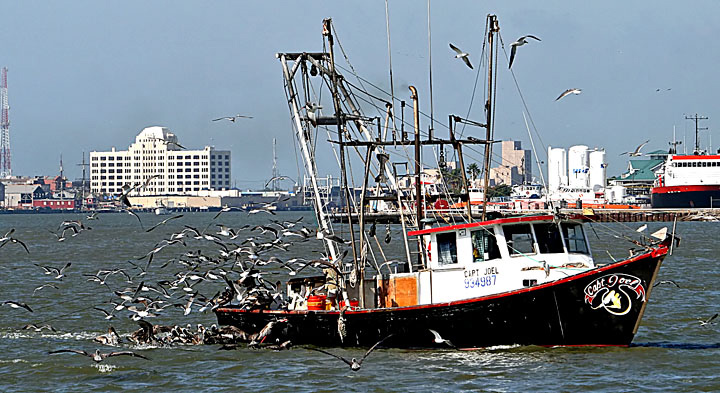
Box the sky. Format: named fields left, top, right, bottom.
left=2, top=1, right=720, bottom=189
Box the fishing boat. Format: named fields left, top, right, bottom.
left=215, top=16, right=674, bottom=348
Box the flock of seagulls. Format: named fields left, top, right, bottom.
left=0, top=206, right=416, bottom=369
left=449, top=35, right=583, bottom=104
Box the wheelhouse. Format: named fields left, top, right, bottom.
left=406, top=214, right=595, bottom=304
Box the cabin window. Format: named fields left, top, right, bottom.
left=562, top=223, right=589, bottom=254
left=436, top=232, right=458, bottom=265
left=503, top=224, right=536, bottom=256
left=471, top=228, right=501, bottom=262
left=533, top=223, right=565, bottom=254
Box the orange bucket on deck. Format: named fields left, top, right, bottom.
left=340, top=299, right=360, bottom=309
left=307, top=295, right=327, bottom=311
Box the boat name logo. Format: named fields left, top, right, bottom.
left=583, top=274, right=646, bottom=316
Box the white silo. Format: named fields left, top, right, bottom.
left=547, top=146, right=567, bottom=192
left=588, top=149, right=607, bottom=192
left=568, top=145, right=589, bottom=188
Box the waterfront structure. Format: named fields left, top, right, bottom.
left=610, top=150, right=667, bottom=197
left=90, top=126, right=231, bottom=196
left=3, top=184, right=45, bottom=208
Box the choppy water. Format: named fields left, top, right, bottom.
left=0, top=212, right=717, bottom=392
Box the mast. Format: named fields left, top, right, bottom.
left=481, top=15, right=499, bottom=221
left=410, top=86, right=423, bottom=267
left=685, top=113, right=708, bottom=154
left=277, top=53, right=339, bottom=263
left=324, top=19, right=360, bottom=283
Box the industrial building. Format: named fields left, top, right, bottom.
left=547, top=145, right=609, bottom=202
left=90, top=126, right=231, bottom=196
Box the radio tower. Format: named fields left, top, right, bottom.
left=271, top=138, right=279, bottom=191
left=0, top=67, right=10, bottom=178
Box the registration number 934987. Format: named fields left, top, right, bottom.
left=464, top=274, right=496, bottom=289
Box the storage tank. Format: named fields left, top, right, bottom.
left=588, top=149, right=607, bottom=192
left=568, top=145, right=589, bottom=188
left=547, top=146, right=567, bottom=192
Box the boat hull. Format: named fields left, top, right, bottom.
left=215, top=248, right=666, bottom=348
left=651, top=185, right=720, bottom=208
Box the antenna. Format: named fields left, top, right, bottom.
left=0, top=67, right=10, bottom=177
left=77, top=152, right=90, bottom=210
left=685, top=113, right=708, bottom=154
left=271, top=138, right=278, bottom=191
left=669, top=125, right=682, bottom=154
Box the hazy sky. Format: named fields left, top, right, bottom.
left=2, top=1, right=719, bottom=189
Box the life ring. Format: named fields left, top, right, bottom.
left=579, top=194, right=584, bottom=198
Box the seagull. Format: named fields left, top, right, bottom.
left=86, top=212, right=99, bottom=220
left=305, top=102, right=323, bottom=127
left=449, top=43, right=473, bottom=69
left=0, top=228, right=15, bottom=242
left=698, top=313, right=718, bottom=326
left=34, top=262, right=72, bottom=280
left=212, top=114, right=253, bottom=122
left=94, top=327, right=121, bottom=346
left=94, top=307, right=115, bottom=320
left=509, top=34, right=541, bottom=68
left=652, top=280, right=680, bottom=288
left=0, top=236, right=29, bottom=253
left=429, top=329, right=456, bottom=348
left=214, top=206, right=241, bottom=220
left=264, top=176, right=292, bottom=189
left=636, top=224, right=648, bottom=233
left=145, top=214, right=184, bottom=233
left=33, top=283, right=59, bottom=295
left=22, top=324, right=56, bottom=332
left=556, top=88, right=582, bottom=101
left=620, top=140, right=650, bottom=157
left=317, top=230, right=350, bottom=245
left=308, top=334, right=393, bottom=371
left=2, top=301, right=33, bottom=312
left=49, top=349, right=149, bottom=363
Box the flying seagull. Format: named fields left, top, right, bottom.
left=2, top=301, right=33, bottom=312
left=509, top=34, right=541, bottom=68
left=34, top=262, right=72, bottom=280
left=620, top=140, right=650, bottom=157
left=308, top=334, right=393, bottom=371
left=429, top=329, right=456, bottom=348
left=556, top=88, right=582, bottom=101
left=652, top=280, right=680, bottom=288
left=212, top=114, right=253, bottom=122
left=145, top=214, right=184, bottom=233
left=449, top=43, right=473, bottom=69
left=265, top=176, right=292, bottom=189
left=698, top=313, right=718, bottom=326
left=49, top=349, right=149, bottom=363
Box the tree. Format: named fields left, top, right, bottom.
left=466, top=163, right=480, bottom=182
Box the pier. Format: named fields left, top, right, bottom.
left=329, top=208, right=718, bottom=224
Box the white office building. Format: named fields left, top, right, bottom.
left=90, top=126, right=231, bottom=196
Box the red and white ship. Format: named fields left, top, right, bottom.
left=651, top=154, right=720, bottom=208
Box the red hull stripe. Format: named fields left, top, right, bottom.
left=407, top=214, right=588, bottom=236
left=652, top=185, right=720, bottom=194
left=216, top=245, right=668, bottom=316
left=671, top=155, right=720, bottom=160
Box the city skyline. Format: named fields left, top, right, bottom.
left=2, top=1, right=719, bottom=188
